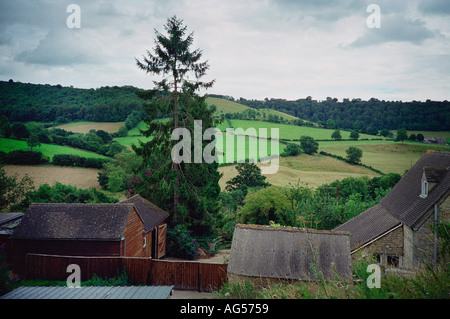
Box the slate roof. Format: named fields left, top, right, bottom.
left=334, top=151, right=450, bottom=251
left=11, top=203, right=135, bottom=241
left=120, top=195, right=168, bottom=233
left=0, top=285, right=174, bottom=299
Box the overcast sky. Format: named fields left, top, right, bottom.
left=1, top=0, right=450, bottom=101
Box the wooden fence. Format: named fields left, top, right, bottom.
left=25, top=254, right=228, bottom=292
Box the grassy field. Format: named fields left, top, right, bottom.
left=0, top=138, right=109, bottom=160
left=218, top=153, right=380, bottom=189
left=52, top=121, right=125, bottom=134
left=3, top=165, right=101, bottom=189
left=228, top=119, right=379, bottom=140
left=319, top=141, right=450, bottom=175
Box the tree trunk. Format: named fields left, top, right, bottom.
left=173, top=70, right=179, bottom=213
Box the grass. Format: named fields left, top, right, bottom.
left=207, top=97, right=251, bottom=114
left=0, top=138, right=109, bottom=160
left=218, top=153, right=379, bottom=190
left=319, top=141, right=450, bottom=175
left=215, top=264, right=450, bottom=299
left=229, top=119, right=378, bottom=141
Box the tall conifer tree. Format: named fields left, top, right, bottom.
left=133, top=16, right=221, bottom=235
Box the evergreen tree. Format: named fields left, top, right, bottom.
left=133, top=16, right=220, bottom=236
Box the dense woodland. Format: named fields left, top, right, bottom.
left=210, top=94, right=450, bottom=132
left=0, top=80, right=143, bottom=123
left=2, top=81, right=449, bottom=132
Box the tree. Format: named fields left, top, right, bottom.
left=0, top=166, right=34, bottom=211
left=395, top=128, right=408, bottom=143
left=236, top=186, right=292, bottom=226
left=350, top=130, right=359, bottom=140
left=409, top=133, right=416, bottom=141
left=11, top=122, right=29, bottom=139
left=299, top=136, right=319, bottom=154
left=380, top=128, right=392, bottom=137
left=225, top=163, right=270, bottom=195
left=27, top=134, right=41, bottom=151
left=282, top=143, right=302, bottom=156
left=346, top=146, right=363, bottom=164
left=331, top=129, right=342, bottom=140
left=416, top=133, right=424, bottom=142
left=133, top=16, right=220, bottom=236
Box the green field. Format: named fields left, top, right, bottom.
left=319, top=141, right=450, bottom=174
left=0, top=138, right=109, bottom=160
left=228, top=119, right=379, bottom=141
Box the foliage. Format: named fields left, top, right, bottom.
left=52, top=154, right=111, bottom=169
left=27, top=134, right=41, bottom=150
left=350, top=130, right=359, bottom=140
left=13, top=182, right=118, bottom=212
left=0, top=81, right=143, bottom=123
left=231, top=174, right=400, bottom=230
left=299, top=136, right=319, bottom=154
left=132, top=16, right=220, bottom=236
left=345, top=146, right=363, bottom=164
left=167, top=224, right=200, bottom=260
left=0, top=166, right=34, bottom=211
left=225, top=163, right=270, bottom=195
left=215, top=262, right=450, bottom=299
left=331, top=129, right=342, bottom=140
left=395, top=128, right=408, bottom=143
left=237, top=186, right=293, bottom=226
left=281, top=143, right=302, bottom=156
left=0, top=150, right=49, bottom=165
left=237, top=97, right=450, bottom=132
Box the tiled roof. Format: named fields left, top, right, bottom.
left=334, top=151, right=450, bottom=251
left=11, top=203, right=134, bottom=240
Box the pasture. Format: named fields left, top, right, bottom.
left=319, top=141, right=450, bottom=175
left=228, top=119, right=379, bottom=141
left=0, top=138, right=109, bottom=160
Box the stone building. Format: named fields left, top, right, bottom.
left=334, top=151, right=450, bottom=269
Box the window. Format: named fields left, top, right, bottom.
left=387, top=255, right=399, bottom=267
left=420, top=181, right=428, bottom=198
left=143, top=237, right=147, bottom=248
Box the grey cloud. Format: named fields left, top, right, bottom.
left=349, top=15, right=437, bottom=47
left=15, top=28, right=104, bottom=66
left=417, top=0, right=450, bottom=16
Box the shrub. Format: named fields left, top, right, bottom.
left=167, top=224, right=200, bottom=260
left=6, top=150, right=49, bottom=165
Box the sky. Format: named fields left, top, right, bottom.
left=1, top=0, right=450, bottom=102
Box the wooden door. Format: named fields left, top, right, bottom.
left=157, top=223, right=167, bottom=258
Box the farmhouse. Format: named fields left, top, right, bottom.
left=9, top=195, right=168, bottom=277
left=227, top=224, right=352, bottom=285
left=334, top=151, right=450, bottom=269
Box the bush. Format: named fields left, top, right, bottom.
left=5, top=150, right=49, bottom=165
left=167, top=224, right=200, bottom=260
left=52, top=154, right=110, bottom=169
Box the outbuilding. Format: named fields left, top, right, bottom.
left=9, top=195, right=168, bottom=277
left=227, top=224, right=352, bottom=285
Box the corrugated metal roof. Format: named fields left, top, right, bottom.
left=0, top=286, right=174, bottom=299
